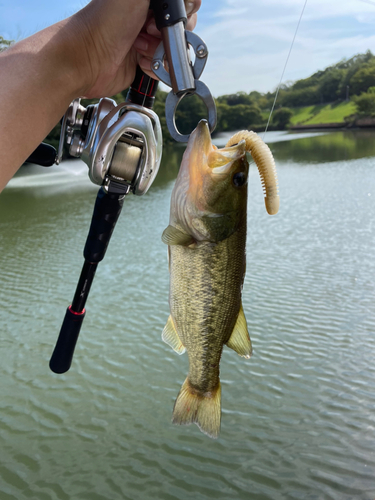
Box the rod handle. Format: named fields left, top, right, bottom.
left=84, top=188, right=125, bottom=263
left=126, top=66, right=158, bottom=109
left=49, top=306, right=85, bottom=374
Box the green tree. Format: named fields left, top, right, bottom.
left=0, top=36, right=13, bottom=51
left=292, top=75, right=320, bottom=90
left=353, top=87, right=375, bottom=116
left=337, top=51, right=374, bottom=98
left=318, top=69, right=345, bottom=102
left=174, top=92, right=207, bottom=136
left=217, top=92, right=253, bottom=106
left=280, top=85, right=320, bottom=107
left=350, top=60, right=375, bottom=95
left=216, top=103, right=262, bottom=131
left=272, top=107, right=293, bottom=129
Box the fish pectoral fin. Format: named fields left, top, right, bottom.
left=162, top=225, right=195, bottom=246
left=162, top=315, right=186, bottom=355
left=226, top=304, right=252, bottom=359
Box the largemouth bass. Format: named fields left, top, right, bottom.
left=162, top=120, right=279, bottom=438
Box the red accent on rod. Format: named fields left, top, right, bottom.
left=138, top=75, right=144, bottom=93
left=69, top=305, right=86, bottom=316
left=135, top=76, right=155, bottom=97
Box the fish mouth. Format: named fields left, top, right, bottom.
left=190, top=119, right=213, bottom=156
left=190, top=120, right=247, bottom=175
left=208, top=140, right=246, bottom=174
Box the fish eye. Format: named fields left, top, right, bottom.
left=232, top=172, right=247, bottom=188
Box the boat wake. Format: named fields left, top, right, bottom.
left=6, top=160, right=95, bottom=192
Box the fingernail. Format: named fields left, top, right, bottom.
left=133, top=35, right=148, bottom=52
left=186, top=1, right=195, bottom=15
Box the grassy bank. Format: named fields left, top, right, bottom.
left=290, top=101, right=356, bottom=126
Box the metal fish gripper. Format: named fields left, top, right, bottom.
left=150, top=0, right=217, bottom=142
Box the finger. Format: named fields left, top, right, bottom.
left=133, top=33, right=161, bottom=60
left=185, top=0, right=201, bottom=17
left=138, top=56, right=157, bottom=81
left=146, top=19, right=162, bottom=38
left=186, top=12, right=198, bottom=31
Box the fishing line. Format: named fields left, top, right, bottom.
left=263, top=0, right=308, bottom=140
left=250, top=0, right=352, bottom=452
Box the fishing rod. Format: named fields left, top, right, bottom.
left=49, top=67, right=162, bottom=374
left=26, top=0, right=217, bottom=374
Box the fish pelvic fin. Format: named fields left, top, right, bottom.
left=162, top=315, right=185, bottom=355
left=162, top=225, right=195, bottom=246
left=172, top=378, right=221, bottom=439
left=226, top=304, right=252, bottom=358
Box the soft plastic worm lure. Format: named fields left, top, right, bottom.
left=226, top=131, right=279, bottom=215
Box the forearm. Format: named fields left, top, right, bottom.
left=0, top=18, right=88, bottom=191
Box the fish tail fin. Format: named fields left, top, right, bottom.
left=172, top=377, right=221, bottom=439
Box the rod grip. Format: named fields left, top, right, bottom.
left=84, top=188, right=124, bottom=263
left=49, top=307, right=85, bottom=374
left=126, top=66, right=158, bottom=109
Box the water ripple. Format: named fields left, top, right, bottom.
left=1, top=145, right=375, bottom=499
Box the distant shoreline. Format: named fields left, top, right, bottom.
left=290, top=117, right=375, bottom=131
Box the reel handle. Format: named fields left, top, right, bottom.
left=26, top=142, right=57, bottom=166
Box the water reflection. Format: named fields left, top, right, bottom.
left=270, top=129, right=375, bottom=164
left=152, top=144, right=184, bottom=189
left=7, top=129, right=375, bottom=199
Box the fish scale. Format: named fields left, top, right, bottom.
left=170, top=228, right=246, bottom=393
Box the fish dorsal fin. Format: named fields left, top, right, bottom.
left=162, top=225, right=195, bottom=246
left=226, top=304, right=252, bottom=358
left=162, top=315, right=186, bottom=355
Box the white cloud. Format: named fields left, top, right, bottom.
left=197, top=0, right=375, bottom=94
left=2, top=0, right=375, bottom=96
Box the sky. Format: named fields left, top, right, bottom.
left=1, top=0, right=375, bottom=97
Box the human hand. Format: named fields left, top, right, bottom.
left=0, top=0, right=201, bottom=188
left=74, top=0, right=201, bottom=99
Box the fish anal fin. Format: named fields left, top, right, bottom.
left=172, top=378, right=221, bottom=439
left=226, top=304, right=252, bottom=358
left=162, top=225, right=195, bottom=246
left=162, top=315, right=185, bottom=355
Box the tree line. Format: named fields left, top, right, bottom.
left=88, top=49, right=375, bottom=137
left=120, top=50, right=375, bottom=137
left=2, top=34, right=375, bottom=145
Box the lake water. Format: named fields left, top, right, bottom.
left=1, top=129, right=375, bottom=499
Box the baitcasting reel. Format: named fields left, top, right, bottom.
left=57, top=96, right=162, bottom=196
